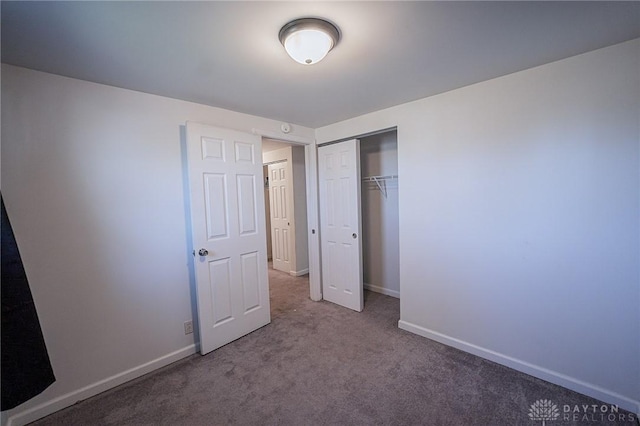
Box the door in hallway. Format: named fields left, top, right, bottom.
left=268, top=161, right=291, bottom=273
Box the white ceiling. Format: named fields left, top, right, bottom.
left=2, top=2, right=639, bottom=128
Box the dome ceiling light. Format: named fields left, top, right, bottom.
left=279, top=18, right=340, bottom=65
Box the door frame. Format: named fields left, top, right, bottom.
left=252, top=128, right=322, bottom=301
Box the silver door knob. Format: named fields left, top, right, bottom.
left=352, top=233, right=357, bottom=239
left=198, top=248, right=209, bottom=256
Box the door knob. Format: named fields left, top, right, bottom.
left=352, top=233, right=357, bottom=239
left=198, top=248, right=209, bottom=256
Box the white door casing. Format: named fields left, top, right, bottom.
left=186, top=122, right=271, bottom=355
left=318, top=139, right=364, bottom=312
left=305, top=143, right=322, bottom=302
left=268, top=161, right=292, bottom=273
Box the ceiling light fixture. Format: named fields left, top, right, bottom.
left=279, top=18, right=340, bottom=65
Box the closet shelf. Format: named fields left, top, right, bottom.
left=362, top=175, right=398, bottom=198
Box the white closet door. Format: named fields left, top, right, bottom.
left=318, top=139, right=363, bottom=312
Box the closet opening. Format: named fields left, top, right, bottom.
left=317, top=128, right=399, bottom=312
left=359, top=129, right=400, bottom=302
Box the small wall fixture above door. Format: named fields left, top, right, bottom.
left=279, top=18, right=340, bottom=65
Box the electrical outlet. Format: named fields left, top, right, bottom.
left=184, top=320, right=193, bottom=335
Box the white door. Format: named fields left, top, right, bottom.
left=318, top=139, right=364, bottom=312
left=268, top=161, right=291, bottom=273
left=186, top=122, right=271, bottom=355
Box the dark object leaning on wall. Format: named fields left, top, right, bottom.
left=1, top=195, right=56, bottom=410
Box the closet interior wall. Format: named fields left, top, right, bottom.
left=360, top=131, right=400, bottom=298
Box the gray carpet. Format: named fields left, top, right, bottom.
left=31, top=269, right=637, bottom=425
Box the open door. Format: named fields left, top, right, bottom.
left=186, top=122, right=270, bottom=355
left=318, top=139, right=364, bottom=312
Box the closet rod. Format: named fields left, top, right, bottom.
left=361, top=175, right=398, bottom=198
left=362, top=174, right=398, bottom=181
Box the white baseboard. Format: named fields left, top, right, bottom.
left=6, top=344, right=197, bottom=426
left=364, top=283, right=400, bottom=299
left=397, top=320, right=640, bottom=415
left=289, top=268, right=309, bottom=277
